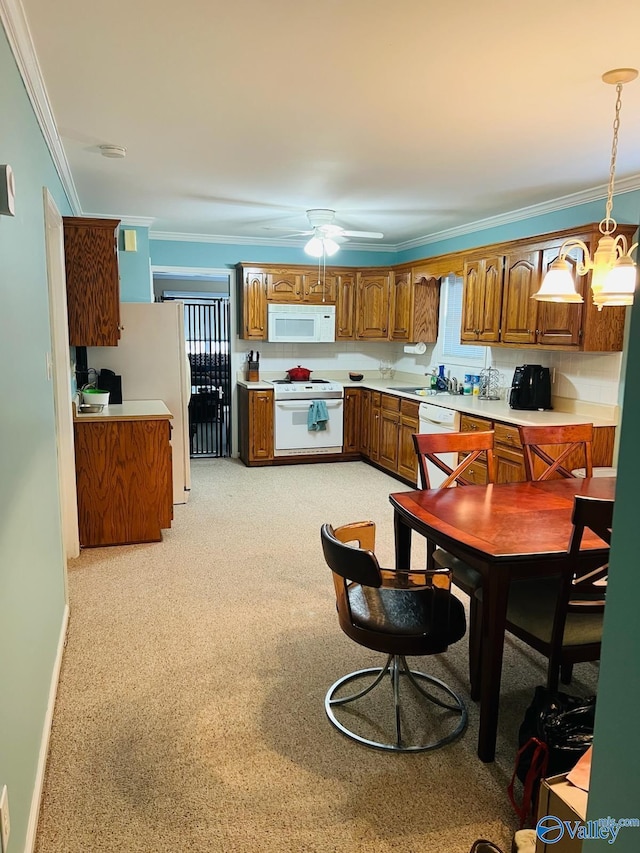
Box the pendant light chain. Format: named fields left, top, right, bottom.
left=602, top=81, right=623, bottom=235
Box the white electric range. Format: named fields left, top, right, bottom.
left=268, top=379, right=344, bottom=455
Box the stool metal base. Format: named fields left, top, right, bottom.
left=325, top=654, right=467, bottom=752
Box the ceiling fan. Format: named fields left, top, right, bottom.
left=266, top=209, right=384, bottom=257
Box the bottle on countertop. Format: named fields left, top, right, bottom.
left=463, top=374, right=473, bottom=395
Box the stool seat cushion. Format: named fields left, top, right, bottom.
left=348, top=585, right=466, bottom=644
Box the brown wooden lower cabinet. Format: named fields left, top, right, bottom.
left=364, top=393, right=419, bottom=484
left=459, top=413, right=615, bottom=484
left=343, top=388, right=361, bottom=454
left=74, top=417, right=173, bottom=547
left=238, top=385, right=274, bottom=464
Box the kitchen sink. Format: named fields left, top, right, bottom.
left=387, top=386, right=430, bottom=395
left=387, top=386, right=457, bottom=397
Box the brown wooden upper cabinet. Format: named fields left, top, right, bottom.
left=336, top=271, right=357, bottom=339
left=389, top=268, right=439, bottom=343
left=237, top=267, right=268, bottom=340
left=461, top=255, right=504, bottom=343
left=460, top=223, right=636, bottom=351
left=63, top=216, right=121, bottom=347
left=356, top=270, right=391, bottom=340
left=236, top=222, right=634, bottom=349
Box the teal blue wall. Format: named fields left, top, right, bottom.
left=396, top=191, right=640, bottom=262
left=0, top=24, right=72, bottom=853
left=150, top=238, right=396, bottom=269
left=118, top=225, right=152, bottom=301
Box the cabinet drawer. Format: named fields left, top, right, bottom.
left=371, top=391, right=382, bottom=407
left=461, top=414, right=492, bottom=432
left=494, top=422, right=522, bottom=449
left=458, top=454, right=488, bottom=485
left=381, top=393, right=401, bottom=413
left=400, top=398, right=419, bottom=417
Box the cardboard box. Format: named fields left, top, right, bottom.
left=535, top=774, right=588, bottom=853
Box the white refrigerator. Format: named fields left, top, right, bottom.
left=88, top=301, right=191, bottom=504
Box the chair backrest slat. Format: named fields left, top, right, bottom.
left=518, top=423, right=594, bottom=481
left=412, top=430, right=496, bottom=489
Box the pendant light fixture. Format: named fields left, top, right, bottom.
left=532, top=68, right=638, bottom=310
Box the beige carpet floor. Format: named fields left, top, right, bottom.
left=35, top=458, right=598, bottom=853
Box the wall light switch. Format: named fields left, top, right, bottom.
left=123, top=229, right=137, bottom=252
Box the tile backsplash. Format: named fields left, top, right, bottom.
left=237, top=340, right=623, bottom=406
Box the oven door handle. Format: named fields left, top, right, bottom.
left=275, top=399, right=344, bottom=409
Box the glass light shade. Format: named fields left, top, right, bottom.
left=304, top=236, right=324, bottom=257
left=593, top=256, right=637, bottom=308
left=531, top=259, right=584, bottom=303
left=323, top=238, right=340, bottom=256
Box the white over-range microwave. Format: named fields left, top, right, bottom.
left=267, top=304, right=336, bottom=343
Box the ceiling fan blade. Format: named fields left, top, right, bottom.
left=262, top=227, right=314, bottom=235
left=342, top=230, right=384, bottom=239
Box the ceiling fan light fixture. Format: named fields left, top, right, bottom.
left=304, top=235, right=340, bottom=258
left=304, top=236, right=324, bottom=257
left=323, top=238, right=340, bottom=256
left=534, top=68, right=638, bottom=309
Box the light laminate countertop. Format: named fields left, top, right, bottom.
left=73, top=400, right=173, bottom=423
left=236, top=376, right=617, bottom=428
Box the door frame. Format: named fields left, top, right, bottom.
left=151, top=265, right=239, bottom=454
left=44, top=188, right=79, bottom=564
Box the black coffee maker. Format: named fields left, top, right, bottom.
left=509, top=365, right=552, bottom=410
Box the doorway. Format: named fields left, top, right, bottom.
left=152, top=269, right=232, bottom=458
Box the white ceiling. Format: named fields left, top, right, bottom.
left=11, top=0, right=640, bottom=249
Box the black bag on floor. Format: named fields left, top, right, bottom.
left=508, top=686, right=596, bottom=826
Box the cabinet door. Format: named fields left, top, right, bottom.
left=241, top=270, right=267, bottom=340
left=478, top=256, right=504, bottom=342
left=389, top=270, right=412, bottom=341
left=461, top=259, right=482, bottom=341
left=265, top=270, right=303, bottom=301
left=336, top=272, right=357, bottom=339
left=249, top=390, right=274, bottom=460
left=379, top=409, right=400, bottom=470
left=500, top=250, right=541, bottom=345
left=369, top=393, right=381, bottom=462
left=536, top=246, right=584, bottom=347
left=303, top=272, right=337, bottom=303
left=356, top=272, right=390, bottom=340
left=397, top=400, right=419, bottom=482
left=378, top=394, right=400, bottom=471
left=343, top=388, right=361, bottom=453
left=412, top=274, right=440, bottom=343
left=63, top=217, right=120, bottom=346
left=360, top=389, right=371, bottom=455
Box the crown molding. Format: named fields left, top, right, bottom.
left=0, top=0, right=82, bottom=213
left=84, top=213, right=156, bottom=228
left=396, top=175, right=640, bottom=250
left=149, top=230, right=395, bottom=252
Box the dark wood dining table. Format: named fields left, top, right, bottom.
left=389, top=476, right=616, bottom=762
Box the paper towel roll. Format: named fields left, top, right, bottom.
left=403, top=342, right=427, bottom=355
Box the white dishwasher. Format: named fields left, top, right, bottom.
left=418, top=402, right=462, bottom=488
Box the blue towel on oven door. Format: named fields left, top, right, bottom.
left=308, top=400, right=329, bottom=431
